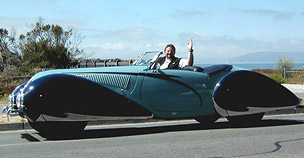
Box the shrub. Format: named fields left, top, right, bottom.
left=276, top=57, right=294, bottom=77
left=270, top=74, right=286, bottom=84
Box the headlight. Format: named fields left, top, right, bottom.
left=8, top=94, right=14, bottom=105
left=16, top=92, right=24, bottom=109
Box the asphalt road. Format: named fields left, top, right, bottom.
left=1, top=114, right=304, bottom=158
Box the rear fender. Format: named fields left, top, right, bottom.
left=213, top=70, right=300, bottom=117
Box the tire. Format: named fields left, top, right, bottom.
left=195, top=114, right=220, bottom=126
left=227, top=113, right=264, bottom=125
left=28, top=121, right=87, bottom=139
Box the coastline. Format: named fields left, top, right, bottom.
left=196, top=62, right=304, bottom=70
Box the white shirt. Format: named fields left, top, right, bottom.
left=159, top=58, right=188, bottom=69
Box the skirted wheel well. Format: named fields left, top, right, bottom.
left=213, top=70, right=299, bottom=116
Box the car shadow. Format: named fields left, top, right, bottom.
left=84, top=119, right=304, bottom=138
left=22, top=118, right=304, bottom=141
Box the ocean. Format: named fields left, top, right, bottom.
left=196, top=63, right=304, bottom=70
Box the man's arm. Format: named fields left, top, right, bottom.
left=185, top=39, right=194, bottom=66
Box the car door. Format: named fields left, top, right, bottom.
left=140, top=69, right=209, bottom=112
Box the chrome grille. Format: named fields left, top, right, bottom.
left=72, top=73, right=130, bottom=89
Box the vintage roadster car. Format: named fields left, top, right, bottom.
left=3, top=51, right=301, bottom=137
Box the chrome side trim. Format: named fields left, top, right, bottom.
left=213, top=97, right=297, bottom=117
left=36, top=115, right=47, bottom=122
left=36, top=113, right=154, bottom=122
left=226, top=106, right=296, bottom=116
left=213, top=99, right=229, bottom=117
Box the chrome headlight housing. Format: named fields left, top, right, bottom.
left=16, top=92, right=24, bottom=110
left=8, top=94, right=14, bottom=106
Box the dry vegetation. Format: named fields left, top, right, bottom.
left=254, top=69, right=304, bottom=84
left=0, top=75, right=28, bottom=104
left=0, top=114, right=27, bottom=124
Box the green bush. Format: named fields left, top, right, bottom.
left=276, top=57, right=294, bottom=78
left=270, top=74, right=286, bottom=84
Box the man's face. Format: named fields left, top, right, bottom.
left=164, top=46, right=175, bottom=59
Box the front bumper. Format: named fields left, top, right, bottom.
left=2, top=93, right=25, bottom=117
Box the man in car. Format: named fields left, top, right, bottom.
left=151, top=39, right=194, bottom=69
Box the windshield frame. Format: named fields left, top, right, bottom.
left=132, top=51, right=163, bottom=66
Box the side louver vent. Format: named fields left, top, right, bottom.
left=72, top=73, right=130, bottom=89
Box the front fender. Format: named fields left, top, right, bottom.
left=21, top=74, right=152, bottom=121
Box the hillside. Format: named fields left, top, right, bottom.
left=230, top=51, right=304, bottom=63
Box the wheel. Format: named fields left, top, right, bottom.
left=28, top=121, right=87, bottom=139
left=227, top=113, right=264, bottom=125
left=195, top=114, right=220, bottom=126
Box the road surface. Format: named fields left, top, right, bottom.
left=1, top=114, right=304, bottom=157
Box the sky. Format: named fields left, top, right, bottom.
left=1, top=0, right=304, bottom=63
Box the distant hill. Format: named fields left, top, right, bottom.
left=230, top=51, right=304, bottom=63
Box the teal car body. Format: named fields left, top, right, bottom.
left=4, top=51, right=301, bottom=138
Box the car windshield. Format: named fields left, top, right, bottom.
left=133, top=51, right=163, bottom=65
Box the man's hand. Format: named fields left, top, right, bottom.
left=186, top=39, right=194, bottom=67
left=187, top=39, right=193, bottom=52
